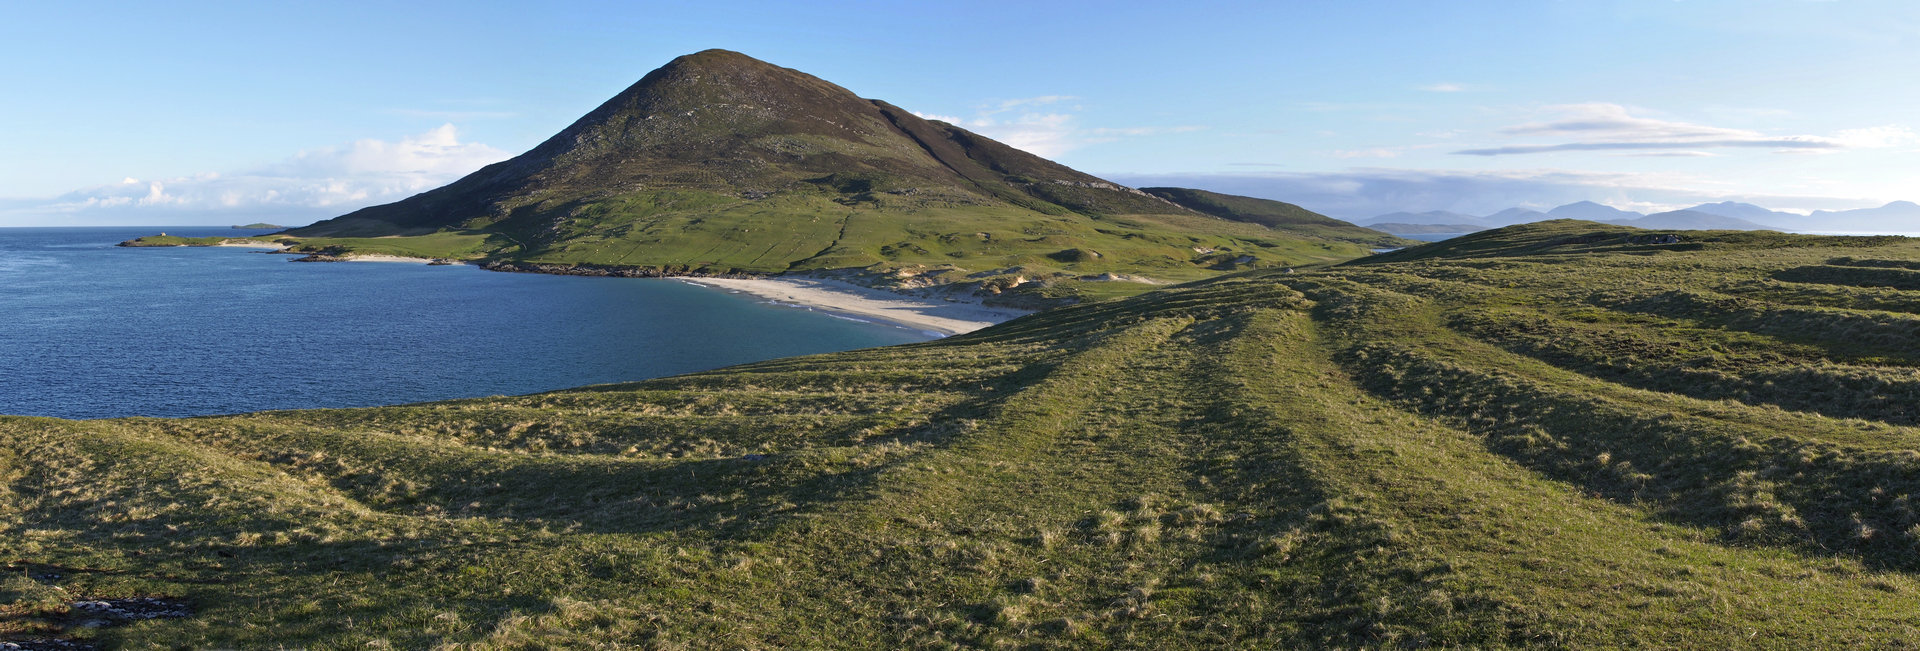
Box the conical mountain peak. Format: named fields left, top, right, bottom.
left=295, top=50, right=1187, bottom=238
left=525, top=49, right=892, bottom=169
left=662, top=48, right=767, bottom=69
left=645, top=48, right=809, bottom=77
left=284, top=50, right=1391, bottom=286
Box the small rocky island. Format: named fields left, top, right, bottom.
left=232, top=222, right=285, bottom=229
left=117, top=234, right=281, bottom=247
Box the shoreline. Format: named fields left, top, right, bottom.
left=339, top=253, right=467, bottom=264
left=146, top=240, right=1027, bottom=335
left=324, top=252, right=1028, bottom=335
left=679, top=276, right=1032, bottom=337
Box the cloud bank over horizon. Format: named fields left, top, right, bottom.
left=1452, top=103, right=1915, bottom=157
left=4, top=3, right=1914, bottom=228
left=1103, top=168, right=1891, bottom=221
left=2, top=125, right=508, bottom=226
left=5, top=110, right=1905, bottom=230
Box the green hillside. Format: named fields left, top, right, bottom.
left=1140, top=186, right=1413, bottom=247
left=11, top=221, right=1920, bottom=647
left=271, top=51, right=1382, bottom=302
left=117, top=235, right=272, bottom=247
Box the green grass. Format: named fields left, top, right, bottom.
left=268, top=47, right=1397, bottom=303
left=117, top=231, right=496, bottom=261
left=12, top=220, right=1920, bottom=647
left=283, top=232, right=500, bottom=260
left=1138, top=186, right=1416, bottom=248
left=273, top=188, right=1381, bottom=303
left=117, top=235, right=270, bottom=247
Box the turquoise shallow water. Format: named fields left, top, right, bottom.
left=0, top=227, right=931, bottom=419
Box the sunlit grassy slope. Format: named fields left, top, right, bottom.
left=273, top=188, right=1388, bottom=304
left=288, top=191, right=1375, bottom=277
left=10, top=220, right=1920, bottom=647
left=268, top=51, right=1398, bottom=302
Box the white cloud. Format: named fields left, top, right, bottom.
left=1832, top=125, right=1918, bottom=148
left=912, top=109, right=1082, bottom=157
left=138, top=180, right=180, bottom=206
left=36, top=124, right=509, bottom=218
left=912, top=112, right=966, bottom=125
left=992, top=95, right=1077, bottom=111
left=911, top=96, right=1203, bottom=158
left=273, top=124, right=501, bottom=181
left=1498, top=103, right=1753, bottom=140
left=1457, top=139, right=1835, bottom=155
left=1419, top=83, right=1466, bottom=92
left=1088, top=125, right=1206, bottom=137
left=987, top=113, right=1081, bottom=158
left=385, top=108, right=519, bottom=120
left=1456, top=103, right=1907, bottom=157
left=1332, top=148, right=1404, bottom=159
left=1102, top=168, right=1885, bottom=220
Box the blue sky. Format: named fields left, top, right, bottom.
left=2, top=0, right=1914, bottom=224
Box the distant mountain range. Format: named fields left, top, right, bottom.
left=1360, top=200, right=1920, bottom=235
left=1804, top=201, right=1920, bottom=232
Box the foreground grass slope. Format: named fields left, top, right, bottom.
left=8, top=220, right=1920, bottom=647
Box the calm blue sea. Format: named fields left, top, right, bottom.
left=0, top=227, right=932, bottom=419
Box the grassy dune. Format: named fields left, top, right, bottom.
left=10, top=220, right=1920, bottom=647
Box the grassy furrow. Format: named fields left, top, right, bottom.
left=1234, top=310, right=1920, bottom=647
left=1452, top=306, right=1920, bottom=426
left=11, top=220, right=1920, bottom=647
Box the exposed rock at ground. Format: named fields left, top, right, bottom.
left=1628, top=233, right=1684, bottom=245
left=479, top=260, right=749, bottom=278
left=0, top=639, right=96, bottom=650
left=0, top=598, right=191, bottom=651
left=69, top=598, right=192, bottom=621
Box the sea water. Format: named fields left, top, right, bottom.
left=0, top=227, right=931, bottom=419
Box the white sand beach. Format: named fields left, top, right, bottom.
left=215, top=240, right=289, bottom=249
left=684, top=276, right=1032, bottom=336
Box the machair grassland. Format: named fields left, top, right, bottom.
left=9, top=220, right=1920, bottom=647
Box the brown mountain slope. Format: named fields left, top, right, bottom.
left=290, top=49, right=1179, bottom=239
left=277, top=50, right=1382, bottom=300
